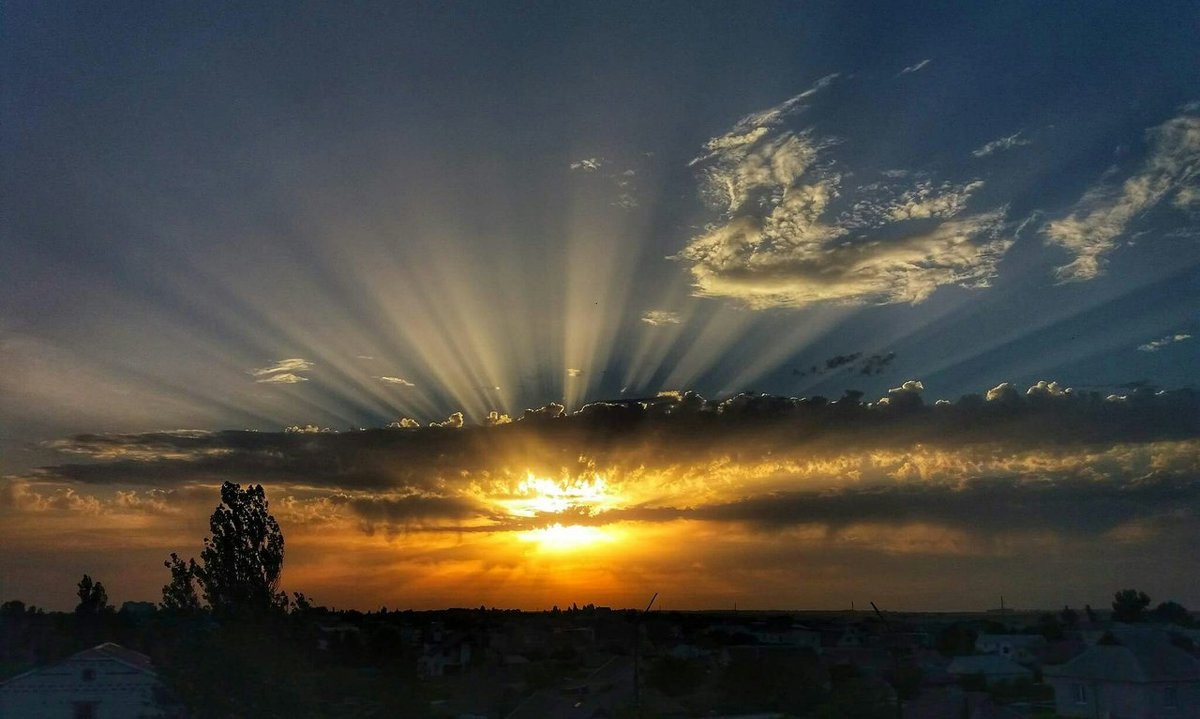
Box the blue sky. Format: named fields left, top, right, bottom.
left=1, top=2, right=1198, bottom=609
left=4, top=2, right=1198, bottom=458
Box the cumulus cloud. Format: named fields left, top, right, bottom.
left=1043, top=111, right=1200, bottom=282
left=898, top=59, right=932, bottom=75
left=1138, top=333, right=1192, bottom=352
left=972, top=131, right=1032, bottom=158
left=377, top=376, right=415, bottom=387
left=678, top=84, right=1014, bottom=308
left=430, top=412, right=465, bottom=429
left=641, top=310, right=682, bottom=326
left=387, top=417, right=421, bottom=429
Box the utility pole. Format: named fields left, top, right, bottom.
left=632, top=592, right=658, bottom=718
left=871, top=602, right=904, bottom=719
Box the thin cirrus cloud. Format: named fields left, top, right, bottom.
left=675, top=77, right=1014, bottom=309
left=249, top=358, right=314, bottom=383
left=972, top=131, right=1032, bottom=158
left=898, top=58, right=932, bottom=75
left=640, top=310, right=682, bottom=326
left=1042, top=110, right=1200, bottom=283
left=376, top=376, right=415, bottom=387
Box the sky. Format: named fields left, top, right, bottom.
left=1, top=1, right=1198, bottom=611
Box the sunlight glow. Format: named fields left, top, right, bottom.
left=504, top=472, right=619, bottom=517
left=519, top=523, right=617, bottom=551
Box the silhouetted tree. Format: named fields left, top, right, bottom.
left=1059, top=605, right=1079, bottom=628
left=161, top=553, right=203, bottom=613
left=164, top=482, right=286, bottom=618
left=1084, top=604, right=1097, bottom=623
left=75, top=574, right=111, bottom=615
left=1037, top=613, right=1064, bottom=640
left=1112, top=589, right=1151, bottom=623
left=1151, top=600, right=1193, bottom=626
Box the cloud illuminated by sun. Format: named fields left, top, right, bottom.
left=503, top=472, right=619, bottom=517
left=519, top=523, right=620, bottom=551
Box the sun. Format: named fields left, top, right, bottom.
left=498, top=472, right=626, bottom=551
left=519, top=523, right=617, bottom=552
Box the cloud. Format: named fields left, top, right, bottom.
left=377, top=376, right=415, bottom=387
left=387, top=418, right=421, bottom=429
left=7, top=380, right=1197, bottom=612
left=250, top=358, right=314, bottom=376
left=430, top=411, right=464, bottom=429
left=254, top=372, right=308, bottom=384
left=641, top=310, right=682, bottom=326
left=794, top=351, right=897, bottom=378
left=898, top=59, right=932, bottom=75
left=1042, top=111, right=1200, bottom=282
left=1138, top=333, right=1192, bottom=352
left=569, top=157, right=606, bottom=171
left=566, top=368, right=583, bottom=378
left=678, top=86, right=1014, bottom=308
left=884, top=180, right=985, bottom=221
left=250, top=358, right=314, bottom=384
left=972, top=131, right=1032, bottom=158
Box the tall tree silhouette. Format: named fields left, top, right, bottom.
left=75, top=574, right=111, bottom=615
left=1112, top=588, right=1151, bottom=623
left=163, top=482, right=286, bottom=616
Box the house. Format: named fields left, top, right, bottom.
left=1044, top=634, right=1200, bottom=718
left=419, top=637, right=473, bottom=678
left=973, top=634, right=1047, bottom=666
left=945, top=655, right=1033, bottom=687
left=0, top=642, right=179, bottom=719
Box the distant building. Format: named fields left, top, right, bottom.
left=973, top=634, right=1047, bottom=666
left=1044, top=634, right=1200, bottom=718
left=0, top=642, right=178, bottom=719
left=945, top=655, right=1033, bottom=687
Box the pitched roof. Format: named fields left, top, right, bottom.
left=71, top=642, right=156, bottom=673
left=946, top=655, right=1031, bottom=676
left=1044, top=636, right=1200, bottom=683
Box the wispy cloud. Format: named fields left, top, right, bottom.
left=250, top=358, right=313, bottom=376
left=972, top=131, right=1032, bottom=158
left=1042, top=111, right=1200, bottom=282
left=569, top=157, right=606, bottom=171
left=566, top=368, right=583, bottom=378
left=250, top=358, right=314, bottom=384
left=898, top=58, right=932, bottom=75
left=678, top=82, right=1014, bottom=308
left=1138, top=333, right=1192, bottom=352
left=255, top=372, right=307, bottom=384
left=376, top=376, right=415, bottom=387
left=640, top=310, right=682, bottom=326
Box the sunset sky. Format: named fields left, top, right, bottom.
left=2, top=2, right=1198, bottom=612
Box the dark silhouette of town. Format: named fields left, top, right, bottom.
left=2, top=482, right=1197, bottom=718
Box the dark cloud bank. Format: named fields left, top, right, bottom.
left=12, top=381, right=1198, bottom=541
